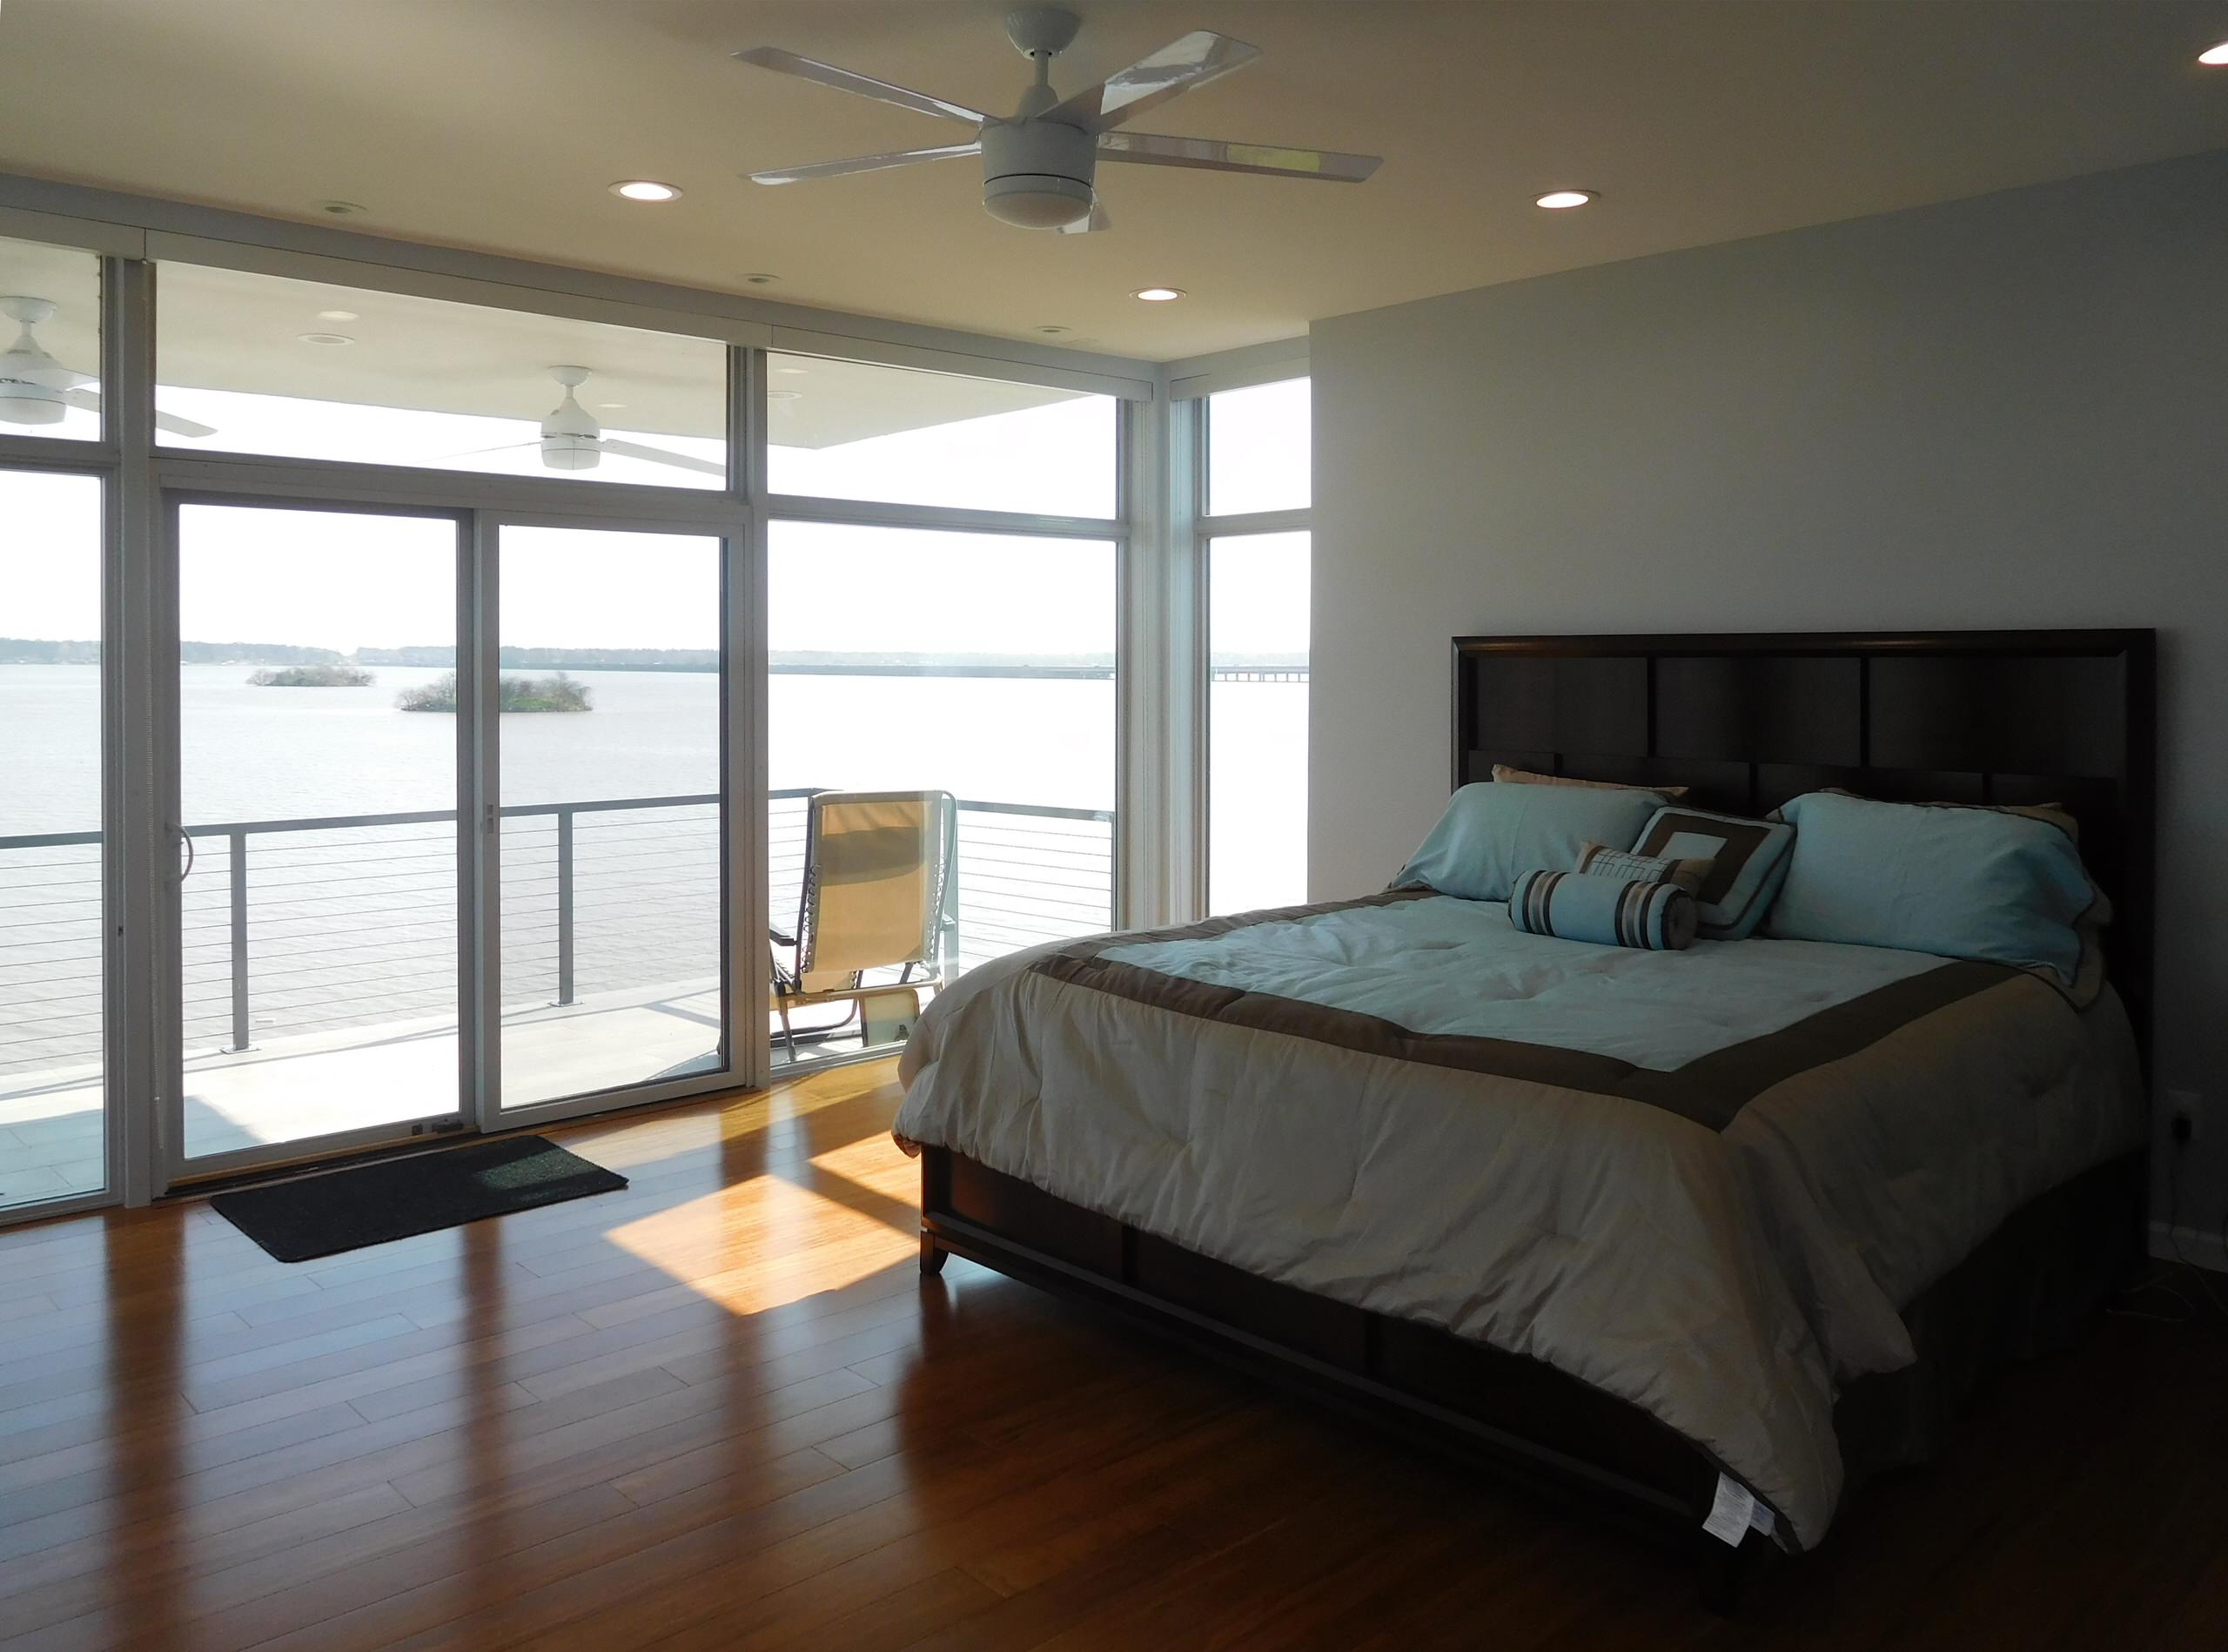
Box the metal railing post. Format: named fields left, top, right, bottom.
left=555, top=807, right=575, bottom=1007
left=226, top=829, right=251, bottom=1051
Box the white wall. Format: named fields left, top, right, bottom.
left=1310, top=148, right=2228, bottom=1233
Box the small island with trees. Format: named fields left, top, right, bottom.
left=396, top=672, right=594, bottom=714
left=247, top=665, right=376, bottom=688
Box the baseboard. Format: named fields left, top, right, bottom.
left=2147, top=1219, right=2228, bottom=1274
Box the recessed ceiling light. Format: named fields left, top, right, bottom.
left=1534, top=190, right=1597, bottom=211
left=768, top=389, right=803, bottom=401
left=773, top=366, right=808, bottom=376
left=1034, top=325, right=1072, bottom=335
left=2200, top=40, right=2228, bottom=65
left=1131, top=286, right=1184, bottom=303
left=313, top=200, right=367, bottom=217
left=315, top=309, right=359, bottom=322
left=596, top=401, right=627, bottom=409
left=741, top=272, right=779, bottom=285
left=610, top=180, right=681, bottom=202
left=297, top=332, right=354, bottom=346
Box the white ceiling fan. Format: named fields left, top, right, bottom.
left=452, top=366, right=725, bottom=476
left=0, top=295, right=218, bottom=437
left=735, top=5, right=1380, bottom=232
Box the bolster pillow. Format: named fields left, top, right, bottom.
left=1508, top=868, right=1699, bottom=951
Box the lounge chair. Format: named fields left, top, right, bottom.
left=770, top=789, right=959, bottom=1059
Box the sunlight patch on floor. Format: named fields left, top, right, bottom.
left=602, top=1169, right=912, bottom=1314
left=809, top=1131, right=920, bottom=1204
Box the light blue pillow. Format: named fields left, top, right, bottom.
left=1763, top=791, right=2106, bottom=995
left=1392, top=782, right=1665, bottom=903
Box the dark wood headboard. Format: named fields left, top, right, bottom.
left=1452, top=630, right=2157, bottom=1070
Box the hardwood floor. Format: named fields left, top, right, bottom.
left=1, top=1059, right=2223, bottom=1651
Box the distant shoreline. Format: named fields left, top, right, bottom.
left=2, top=641, right=1306, bottom=680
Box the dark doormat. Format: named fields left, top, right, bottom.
left=211, top=1135, right=628, bottom=1262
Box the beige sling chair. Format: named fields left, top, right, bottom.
left=769, top=789, right=959, bottom=1060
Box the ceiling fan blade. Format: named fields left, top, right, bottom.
left=437, top=441, right=541, bottom=460
left=597, top=438, right=728, bottom=477
left=17, top=361, right=94, bottom=391
left=1057, top=201, right=1111, bottom=235
left=733, top=47, right=989, bottom=126
left=63, top=386, right=222, bottom=438
left=1099, top=131, right=1380, bottom=183
left=1046, top=31, right=1260, bottom=134
left=749, top=142, right=982, bottom=186
left=156, top=408, right=219, bottom=439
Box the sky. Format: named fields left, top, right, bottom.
left=3, top=376, right=1308, bottom=657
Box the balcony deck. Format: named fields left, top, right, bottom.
left=2, top=788, right=1111, bottom=1214
left=0, top=980, right=728, bottom=1202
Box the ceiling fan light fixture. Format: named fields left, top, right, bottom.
left=0, top=383, right=66, bottom=426
left=1534, top=190, right=1597, bottom=211
left=1131, top=285, right=1184, bottom=302
left=2200, top=41, right=2228, bottom=65
left=540, top=435, right=602, bottom=471
left=983, top=176, right=1095, bottom=229
left=610, top=179, right=682, bottom=202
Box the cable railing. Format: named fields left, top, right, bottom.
left=0, top=788, right=1115, bottom=1081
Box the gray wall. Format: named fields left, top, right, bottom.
left=1310, top=148, right=2228, bottom=1233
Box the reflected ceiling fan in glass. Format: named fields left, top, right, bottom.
left=734, top=5, right=1381, bottom=233
left=445, top=366, right=725, bottom=477
left=0, top=296, right=218, bottom=437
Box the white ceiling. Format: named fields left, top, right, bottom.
left=2, top=1, right=2225, bottom=362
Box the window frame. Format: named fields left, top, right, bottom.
left=1190, top=373, right=1314, bottom=919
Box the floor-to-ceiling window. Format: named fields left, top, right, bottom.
left=766, top=355, right=1122, bottom=1065
left=0, top=231, right=108, bottom=1214
left=0, top=205, right=1162, bottom=1220
left=0, top=468, right=105, bottom=1212
left=1203, top=376, right=1312, bottom=915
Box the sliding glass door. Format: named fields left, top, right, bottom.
left=160, top=502, right=737, bottom=1177
left=492, top=523, right=728, bottom=1114
left=169, top=501, right=468, bottom=1170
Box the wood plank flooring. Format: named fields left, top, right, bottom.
left=1, top=1059, right=2223, bottom=1650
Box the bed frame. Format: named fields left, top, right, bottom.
left=917, top=628, right=2157, bottom=1609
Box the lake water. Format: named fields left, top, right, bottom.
left=0, top=663, right=1129, bottom=829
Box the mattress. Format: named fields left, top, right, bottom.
left=891, top=891, right=2144, bottom=1549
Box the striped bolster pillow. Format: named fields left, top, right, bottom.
left=1508, top=868, right=1699, bottom=951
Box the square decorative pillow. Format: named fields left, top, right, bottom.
left=1626, top=806, right=1795, bottom=940
left=1575, top=840, right=1715, bottom=895
left=1493, top=763, right=1689, bottom=800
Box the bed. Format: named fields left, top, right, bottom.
left=893, top=629, right=2156, bottom=1607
